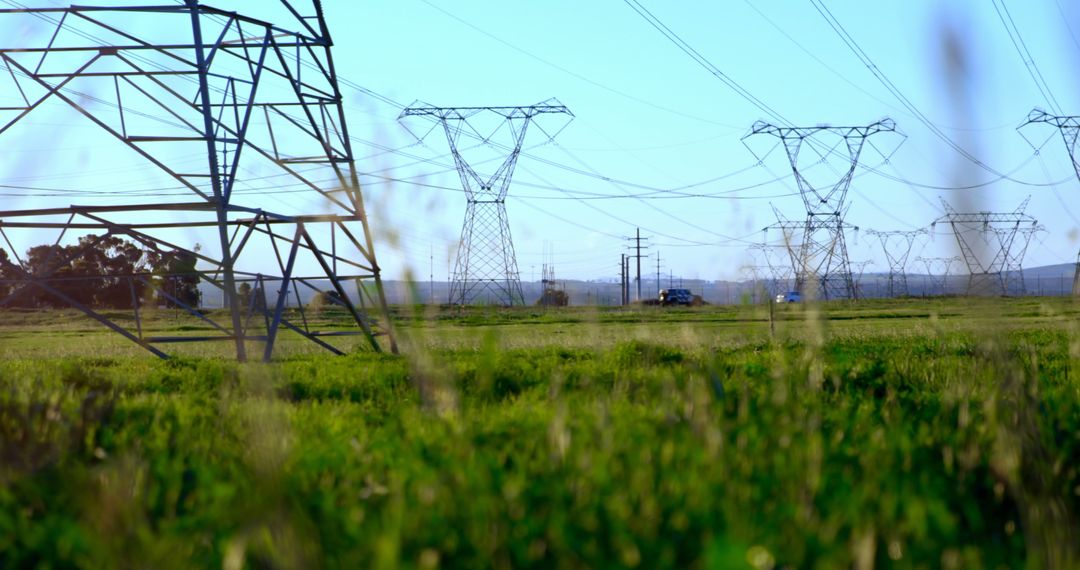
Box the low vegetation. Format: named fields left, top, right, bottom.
left=1, top=298, right=1078, bottom=568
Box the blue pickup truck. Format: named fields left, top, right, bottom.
left=659, top=288, right=694, bottom=306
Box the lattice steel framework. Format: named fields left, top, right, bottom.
left=1022, top=108, right=1080, bottom=294
left=745, top=119, right=899, bottom=300
left=739, top=265, right=769, bottom=301
left=763, top=207, right=861, bottom=300
left=748, top=242, right=794, bottom=296
left=915, top=256, right=962, bottom=296
left=0, top=2, right=395, bottom=360
left=932, top=198, right=1040, bottom=296
left=849, top=260, right=874, bottom=297
left=865, top=229, right=926, bottom=297
left=399, top=100, right=572, bottom=306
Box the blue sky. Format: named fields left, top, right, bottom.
left=4, top=0, right=1080, bottom=282
left=333, top=0, right=1080, bottom=281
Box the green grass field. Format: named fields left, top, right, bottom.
left=2, top=298, right=1079, bottom=568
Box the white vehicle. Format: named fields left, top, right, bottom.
left=776, top=291, right=801, bottom=303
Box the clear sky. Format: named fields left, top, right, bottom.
left=4, top=0, right=1080, bottom=283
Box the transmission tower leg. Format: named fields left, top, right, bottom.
left=496, top=202, right=525, bottom=305
left=352, top=203, right=398, bottom=353
left=450, top=204, right=475, bottom=306
left=832, top=226, right=856, bottom=300
left=188, top=2, right=245, bottom=360
left=811, top=220, right=855, bottom=300
left=450, top=201, right=523, bottom=306
left=1072, top=251, right=1080, bottom=296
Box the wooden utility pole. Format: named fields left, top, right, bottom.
left=622, top=254, right=630, bottom=306
left=655, top=250, right=661, bottom=296
left=625, top=228, right=649, bottom=302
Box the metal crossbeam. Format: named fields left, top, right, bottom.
left=0, top=2, right=395, bottom=360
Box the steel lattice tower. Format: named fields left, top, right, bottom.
left=1021, top=108, right=1080, bottom=294
left=0, top=2, right=395, bottom=360
left=763, top=207, right=862, bottom=300
left=748, top=243, right=794, bottom=295
left=399, top=100, right=572, bottom=306
left=932, top=198, right=1041, bottom=296
left=849, top=260, right=874, bottom=297
left=745, top=119, right=899, bottom=300
left=865, top=229, right=926, bottom=297
left=915, top=256, right=962, bottom=296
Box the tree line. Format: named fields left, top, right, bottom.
left=0, top=235, right=201, bottom=310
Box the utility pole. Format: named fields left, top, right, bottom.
left=625, top=228, right=649, bottom=302
left=622, top=254, right=630, bottom=306
left=623, top=254, right=631, bottom=306
left=655, top=250, right=661, bottom=295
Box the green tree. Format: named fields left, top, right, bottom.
left=17, top=235, right=152, bottom=309
left=154, top=250, right=202, bottom=309
left=234, top=281, right=267, bottom=314
left=307, top=289, right=344, bottom=315
left=0, top=248, right=14, bottom=300
left=237, top=282, right=252, bottom=311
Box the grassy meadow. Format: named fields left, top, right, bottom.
left=1, top=297, right=1079, bottom=568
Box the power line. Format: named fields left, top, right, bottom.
left=1054, top=0, right=1080, bottom=59
left=990, top=0, right=1062, bottom=114
left=415, top=0, right=741, bottom=129
left=512, top=160, right=719, bottom=246
left=859, top=155, right=1072, bottom=190
left=549, top=142, right=759, bottom=243
left=806, top=0, right=1049, bottom=186
left=742, top=1, right=1025, bottom=134
left=739, top=0, right=910, bottom=121
left=620, top=0, right=791, bottom=126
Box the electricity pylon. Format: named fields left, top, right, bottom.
left=932, top=198, right=1040, bottom=296
left=745, top=119, right=900, bottom=300
left=763, top=206, right=862, bottom=300
left=915, top=256, right=962, bottom=296
left=865, top=229, right=927, bottom=297
left=849, top=260, right=874, bottom=298
left=399, top=100, right=572, bottom=306
left=749, top=243, right=794, bottom=295
left=1021, top=108, right=1080, bottom=294
left=0, top=2, right=395, bottom=361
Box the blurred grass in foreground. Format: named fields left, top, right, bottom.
left=0, top=297, right=1078, bottom=568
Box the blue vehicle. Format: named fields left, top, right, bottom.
left=659, top=288, right=694, bottom=306
left=776, top=291, right=801, bottom=303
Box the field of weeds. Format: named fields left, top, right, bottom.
left=1, top=298, right=1078, bottom=568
